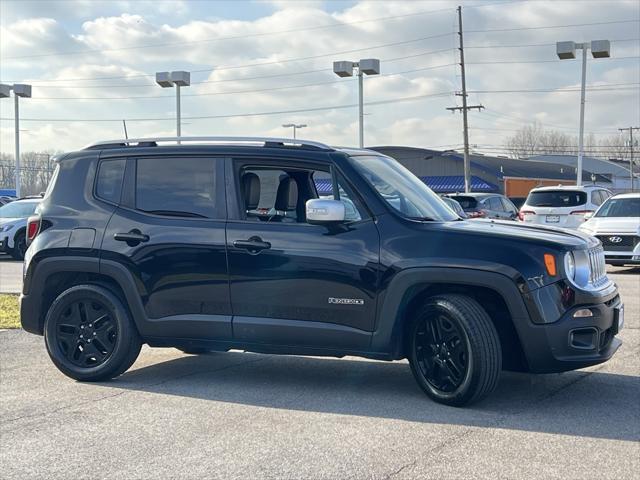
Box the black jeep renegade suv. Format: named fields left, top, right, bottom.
left=20, top=137, right=624, bottom=406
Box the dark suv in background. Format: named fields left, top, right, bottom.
left=21, top=137, right=624, bottom=406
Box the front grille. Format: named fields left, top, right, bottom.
left=597, top=235, right=639, bottom=250
left=588, top=246, right=608, bottom=288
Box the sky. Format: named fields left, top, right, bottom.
left=0, top=0, right=638, bottom=155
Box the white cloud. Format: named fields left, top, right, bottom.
left=0, top=0, right=638, bottom=155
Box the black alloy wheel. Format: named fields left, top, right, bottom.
left=54, top=300, right=118, bottom=368
left=44, top=284, right=142, bottom=382
left=414, top=312, right=468, bottom=393
left=407, top=294, right=502, bottom=407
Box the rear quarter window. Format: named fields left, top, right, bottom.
left=96, top=159, right=126, bottom=204
left=526, top=190, right=587, bottom=208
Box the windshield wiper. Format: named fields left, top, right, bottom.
left=145, top=209, right=208, bottom=219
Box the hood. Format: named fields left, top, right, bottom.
left=579, top=216, right=640, bottom=235
left=440, top=218, right=596, bottom=249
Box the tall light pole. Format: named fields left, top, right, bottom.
left=282, top=123, right=307, bottom=139
left=156, top=71, right=190, bottom=143
left=1, top=83, right=31, bottom=198
left=333, top=59, right=380, bottom=148
left=556, top=40, right=610, bottom=186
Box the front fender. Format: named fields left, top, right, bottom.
left=371, top=265, right=532, bottom=358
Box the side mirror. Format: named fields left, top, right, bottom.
left=306, top=199, right=345, bottom=225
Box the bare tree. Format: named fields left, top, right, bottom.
left=0, top=150, right=59, bottom=196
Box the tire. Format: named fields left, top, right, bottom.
left=10, top=231, right=27, bottom=261
left=44, top=284, right=142, bottom=382
left=407, top=294, right=501, bottom=407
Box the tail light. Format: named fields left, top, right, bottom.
left=26, top=215, right=41, bottom=245
left=519, top=210, right=535, bottom=221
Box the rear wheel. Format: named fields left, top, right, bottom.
left=11, top=231, right=27, bottom=260
left=407, top=294, right=501, bottom=407
left=44, top=285, right=142, bottom=382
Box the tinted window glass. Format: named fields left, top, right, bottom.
left=449, top=196, right=478, bottom=210
left=136, top=158, right=217, bottom=218
left=526, top=190, right=587, bottom=207
left=96, top=159, right=125, bottom=204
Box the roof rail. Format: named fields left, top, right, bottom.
left=83, top=136, right=333, bottom=151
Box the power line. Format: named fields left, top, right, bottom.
left=25, top=63, right=457, bottom=100
left=467, top=55, right=640, bottom=65
left=2, top=7, right=455, bottom=60
left=466, top=19, right=639, bottom=33
left=0, top=90, right=454, bottom=123
left=465, top=37, right=640, bottom=49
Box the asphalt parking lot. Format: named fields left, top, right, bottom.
left=0, top=256, right=638, bottom=479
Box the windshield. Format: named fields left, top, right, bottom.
left=0, top=201, right=39, bottom=218
left=527, top=190, right=587, bottom=207
left=595, top=197, right=640, bottom=217
left=348, top=155, right=458, bottom=221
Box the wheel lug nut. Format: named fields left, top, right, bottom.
left=80, top=325, right=84, bottom=329
left=79, top=335, right=83, bottom=339
left=89, top=324, right=93, bottom=327
left=93, top=332, right=97, bottom=336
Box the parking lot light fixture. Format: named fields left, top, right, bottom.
left=282, top=123, right=307, bottom=139
left=156, top=71, right=190, bottom=142
left=556, top=40, right=610, bottom=186
left=333, top=59, right=380, bottom=148
left=0, top=83, right=31, bottom=198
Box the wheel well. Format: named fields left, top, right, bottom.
left=13, top=226, right=26, bottom=241
left=38, top=271, right=128, bottom=333
left=401, top=283, right=528, bottom=371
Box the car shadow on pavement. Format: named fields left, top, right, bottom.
left=103, top=351, right=639, bottom=442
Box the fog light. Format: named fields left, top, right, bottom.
left=573, top=308, right=593, bottom=318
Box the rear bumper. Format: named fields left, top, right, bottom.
left=518, top=284, right=622, bottom=373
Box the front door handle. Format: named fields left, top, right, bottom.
left=114, top=229, right=149, bottom=246
left=233, top=236, right=271, bottom=254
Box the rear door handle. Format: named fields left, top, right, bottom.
left=233, top=236, right=271, bottom=253
left=114, top=229, right=149, bottom=246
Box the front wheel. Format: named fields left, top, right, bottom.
left=407, top=294, right=502, bottom=407
left=44, top=285, right=142, bottom=382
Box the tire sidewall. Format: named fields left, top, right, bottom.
left=12, top=231, right=26, bottom=260
left=408, top=298, right=482, bottom=406
left=44, top=285, right=138, bottom=381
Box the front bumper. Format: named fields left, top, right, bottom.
left=518, top=282, right=622, bottom=373
left=0, top=236, right=8, bottom=253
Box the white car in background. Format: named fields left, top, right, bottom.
left=0, top=198, right=41, bottom=260
left=519, top=185, right=613, bottom=229
left=579, top=193, right=640, bottom=266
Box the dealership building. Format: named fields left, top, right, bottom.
left=371, top=146, right=635, bottom=196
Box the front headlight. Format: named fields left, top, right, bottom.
left=0, top=223, right=15, bottom=233
left=564, top=252, right=576, bottom=280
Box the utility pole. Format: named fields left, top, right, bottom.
left=618, top=127, right=639, bottom=191
left=447, top=6, right=483, bottom=193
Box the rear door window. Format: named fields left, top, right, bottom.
left=135, top=157, right=221, bottom=219
left=526, top=190, right=587, bottom=208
